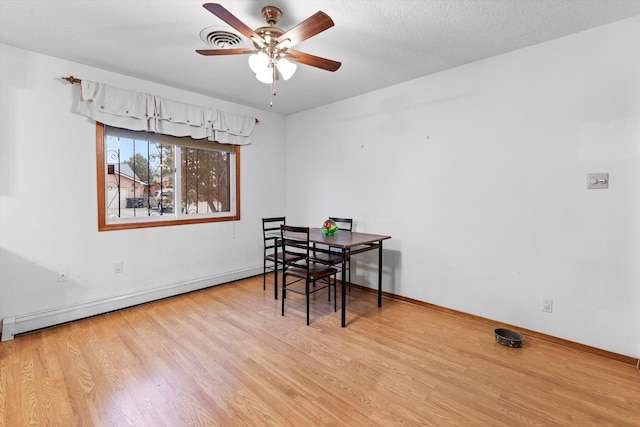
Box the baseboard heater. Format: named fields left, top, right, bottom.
left=1, top=267, right=261, bottom=342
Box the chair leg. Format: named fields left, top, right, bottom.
left=333, top=274, right=337, bottom=312
left=306, top=280, right=310, bottom=326
left=274, top=262, right=278, bottom=300
left=281, top=275, right=286, bottom=317
left=263, top=259, right=267, bottom=290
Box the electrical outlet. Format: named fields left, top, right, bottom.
left=57, top=269, right=68, bottom=282
left=114, top=261, right=123, bottom=274
left=541, top=297, right=553, bottom=313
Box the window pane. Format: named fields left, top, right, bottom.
left=180, top=147, right=231, bottom=215
left=148, top=142, right=175, bottom=215
left=105, top=135, right=174, bottom=219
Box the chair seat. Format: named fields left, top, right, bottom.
left=265, top=251, right=304, bottom=263
left=286, top=264, right=338, bottom=281
left=311, top=251, right=343, bottom=265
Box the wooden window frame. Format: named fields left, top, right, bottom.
left=96, top=122, right=241, bottom=231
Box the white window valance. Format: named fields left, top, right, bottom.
left=76, top=80, right=255, bottom=145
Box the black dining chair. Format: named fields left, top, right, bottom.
left=262, top=217, right=287, bottom=299
left=280, top=225, right=338, bottom=325
left=312, top=217, right=353, bottom=291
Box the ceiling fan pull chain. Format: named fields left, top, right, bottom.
left=270, top=81, right=274, bottom=107
left=270, top=64, right=278, bottom=107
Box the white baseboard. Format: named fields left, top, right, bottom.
left=1, top=317, right=16, bottom=342
left=1, top=267, right=261, bottom=341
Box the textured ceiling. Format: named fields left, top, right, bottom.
left=1, top=0, right=639, bottom=115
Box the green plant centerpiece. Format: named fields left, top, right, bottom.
left=322, top=219, right=339, bottom=236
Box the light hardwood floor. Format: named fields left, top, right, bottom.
left=1, top=276, right=639, bottom=426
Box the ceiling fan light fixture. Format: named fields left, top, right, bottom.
left=248, top=51, right=270, bottom=74
left=277, top=58, right=296, bottom=80
left=256, top=68, right=274, bottom=84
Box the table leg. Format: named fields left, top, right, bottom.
left=341, top=250, right=347, bottom=327
left=378, top=241, right=383, bottom=307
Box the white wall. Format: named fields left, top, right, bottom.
left=0, top=44, right=287, bottom=337
left=2, top=17, right=638, bottom=357
left=285, top=17, right=640, bottom=357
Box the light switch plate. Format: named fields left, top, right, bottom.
left=587, top=173, right=609, bottom=189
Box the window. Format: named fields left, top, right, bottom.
left=96, top=122, right=240, bottom=231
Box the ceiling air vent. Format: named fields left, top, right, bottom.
left=199, top=26, right=247, bottom=49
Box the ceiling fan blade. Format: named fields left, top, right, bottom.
left=286, top=50, right=341, bottom=72
left=196, top=48, right=256, bottom=56
left=277, top=11, right=334, bottom=48
left=203, top=3, right=265, bottom=47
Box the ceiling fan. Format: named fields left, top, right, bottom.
left=196, top=3, right=341, bottom=102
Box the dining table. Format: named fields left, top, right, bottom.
left=276, top=227, right=391, bottom=327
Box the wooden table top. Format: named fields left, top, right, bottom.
left=302, top=228, right=391, bottom=249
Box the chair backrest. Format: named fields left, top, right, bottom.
left=280, top=225, right=311, bottom=268
left=262, top=217, right=285, bottom=253
left=329, top=217, right=353, bottom=232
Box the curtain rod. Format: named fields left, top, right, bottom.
left=61, top=75, right=260, bottom=124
